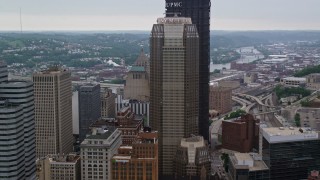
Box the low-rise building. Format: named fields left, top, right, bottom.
left=209, top=86, right=232, bottom=114
left=174, top=136, right=211, bottom=179
left=111, top=130, right=158, bottom=180
left=297, top=108, right=320, bottom=131
left=244, top=72, right=258, bottom=84
left=306, top=73, right=320, bottom=90
left=36, top=153, right=81, bottom=180
left=81, top=127, right=122, bottom=180
left=280, top=77, right=306, bottom=87
left=222, top=114, right=260, bottom=153
left=228, top=153, right=269, bottom=180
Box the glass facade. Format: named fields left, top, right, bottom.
left=262, top=137, right=320, bottom=180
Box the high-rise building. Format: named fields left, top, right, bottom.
left=81, top=127, right=122, bottom=180
left=124, top=49, right=150, bottom=101
left=36, top=153, right=81, bottom=180
left=0, top=61, right=36, bottom=179
left=78, top=84, right=101, bottom=142
left=261, top=127, right=320, bottom=179
left=111, top=130, right=158, bottom=180
left=33, top=67, right=73, bottom=158
left=150, top=16, right=199, bottom=177
left=165, top=0, right=211, bottom=141
left=174, top=136, right=211, bottom=179
left=101, top=88, right=116, bottom=118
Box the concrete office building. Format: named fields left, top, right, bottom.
left=261, top=127, right=320, bottom=179
left=72, top=90, right=79, bottom=135
left=297, top=108, right=320, bottom=131
left=244, top=72, right=258, bottom=84
left=166, top=0, right=211, bottom=141
left=306, top=73, right=320, bottom=90
left=33, top=67, right=73, bottom=158
left=36, top=153, right=81, bottom=180
left=124, top=49, right=150, bottom=101
left=174, top=136, right=211, bottom=179
left=81, top=127, right=122, bottom=180
left=280, top=77, right=306, bottom=87
left=78, top=84, right=101, bottom=142
left=0, top=62, right=36, bottom=179
left=228, top=153, right=269, bottom=180
left=150, top=16, right=199, bottom=177
left=111, top=130, right=158, bottom=180
left=101, top=88, right=116, bottom=118
left=222, top=114, right=260, bottom=153
left=209, top=86, right=232, bottom=114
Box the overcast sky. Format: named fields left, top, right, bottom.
left=1, top=0, right=320, bottom=31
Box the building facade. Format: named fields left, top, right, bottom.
left=36, top=153, right=81, bottom=180
left=222, top=114, right=260, bottom=153
left=280, top=77, right=306, bottom=87
left=150, top=16, right=199, bottom=177
left=165, top=0, right=211, bottom=141
left=0, top=65, right=36, bottom=180
left=261, top=127, right=320, bottom=179
left=297, top=108, right=320, bottom=131
left=78, top=84, right=101, bottom=142
left=124, top=49, right=150, bottom=101
left=244, top=73, right=258, bottom=84
left=101, top=88, right=116, bottom=118
left=228, top=153, right=269, bottom=180
left=306, top=73, right=320, bottom=90
left=111, top=131, right=158, bottom=180
left=81, top=127, right=122, bottom=180
left=33, top=68, right=73, bottom=158
left=174, top=136, right=211, bottom=180
left=209, top=86, right=232, bottom=114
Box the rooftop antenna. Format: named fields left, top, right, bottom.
left=19, top=8, right=23, bottom=34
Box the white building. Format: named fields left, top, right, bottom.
left=80, top=127, right=122, bottom=180
left=280, top=77, right=306, bottom=87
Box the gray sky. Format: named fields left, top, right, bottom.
left=1, top=0, right=320, bottom=31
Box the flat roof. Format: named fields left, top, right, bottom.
left=262, top=127, right=319, bottom=143
left=232, top=153, right=269, bottom=171
left=282, top=77, right=306, bottom=81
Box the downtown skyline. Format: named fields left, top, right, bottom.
left=1, top=0, right=320, bottom=31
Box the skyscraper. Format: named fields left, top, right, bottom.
left=0, top=61, right=36, bottom=179
left=33, top=67, right=73, bottom=158
left=78, top=84, right=101, bottom=142
left=165, top=0, right=211, bottom=141
left=150, top=16, right=199, bottom=177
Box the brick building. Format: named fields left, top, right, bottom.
left=111, top=130, right=158, bottom=180
left=222, top=114, right=259, bottom=153
left=209, top=86, right=232, bottom=114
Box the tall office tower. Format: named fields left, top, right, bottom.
left=78, top=84, right=101, bottom=142
left=33, top=68, right=73, bottom=158
left=166, top=0, right=211, bottom=141
left=0, top=61, right=8, bottom=82
left=101, top=88, right=116, bottom=118
left=0, top=79, right=36, bottom=179
left=150, top=16, right=199, bottom=177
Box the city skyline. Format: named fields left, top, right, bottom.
left=1, top=0, right=320, bottom=31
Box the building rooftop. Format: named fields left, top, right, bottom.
left=282, top=77, right=306, bottom=82
left=262, top=127, right=319, bottom=143
left=86, top=126, right=117, bottom=140
left=231, top=153, right=268, bottom=171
